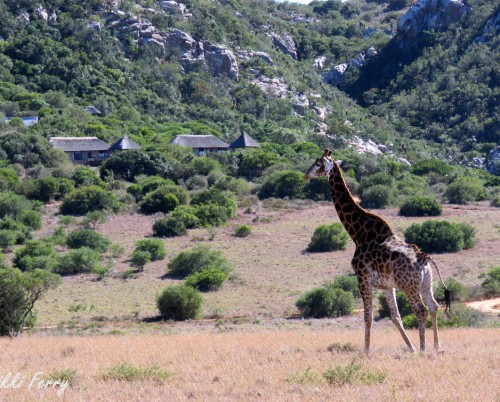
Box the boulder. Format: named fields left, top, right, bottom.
left=34, top=5, right=48, bottom=21
left=269, top=33, right=297, bottom=60
left=397, top=0, right=471, bottom=41
left=313, top=56, right=326, bottom=70
left=251, top=76, right=289, bottom=99
left=203, top=42, right=239, bottom=81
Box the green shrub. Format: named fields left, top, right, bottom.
left=0, top=218, right=32, bottom=245
left=191, top=203, right=233, bottom=227
left=307, top=223, right=349, bottom=252
left=402, top=304, right=487, bottom=329
left=304, top=176, right=330, bottom=201
left=167, top=245, right=232, bottom=278
left=60, top=186, right=121, bottom=215
left=157, top=285, right=202, bottom=321
left=0, top=229, right=17, bottom=252
left=0, top=192, right=35, bottom=220
left=411, top=159, right=455, bottom=177
left=126, top=176, right=173, bottom=201
left=214, top=176, right=251, bottom=195
left=170, top=205, right=200, bottom=229
left=234, top=224, right=252, bottom=237
left=434, top=278, right=469, bottom=302
left=328, top=274, right=360, bottom=298
left=19, top=210, right=42, bottom=230
left=378, top=290, right=413, bottom=318
left=360, top=184, right=394, bottom=209
left=258, top=170, right=305, bottom=199
left=0, top=268, right=60, bottom=337
left=13, top=240, right=59, bottom=272
left=296, top=287, right=354, bottom=318
left=191, top=188, right=236, bottom=216
left=188, top=157, right=221, bottom=175
left=404, top=220, right=476, bottom=253
left=323, top=358, right=386, bottom=386
left=482, top=266, right=500, bottom=297
left=81, top=210, right=108, bottom=230
left=130, top=250, right=151, bottom=271
left=152, top=217, right=187, bottom=237
left=445, top=176, right=487, bottom=204
left=399, top=196, right=443, bottom=217
left=490, top=194, right=500, bottom=208
left=185, top=267, right=229, bottom=291
left=140, top=185, right=188, bottom=214
left=134, top=239, right=166, bottom=261
left=73, top=166, right=106, bottom=188
left=16, top=177, right=74, bottom=203
left=0, top=168, right=19, bottom=191
left=55, top=247, right=102, bottom=275
left=66, top=229, right=111, bottom=252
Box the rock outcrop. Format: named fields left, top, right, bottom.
left=269, top=33, right=297, bottom=60
left=202, top=42, right=239, bottom=81
left=323, top=47, right=377, bottom=87
left=397, top=0, right=470, bottom=42
left=236, top=50, right=274, bottom=66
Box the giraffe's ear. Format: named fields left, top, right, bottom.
left=336, top=160, right=344, bottom=168
left=327, top=150, right=332, bottom=157
left=322, top=149, right=329, bottom=157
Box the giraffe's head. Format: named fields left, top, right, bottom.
left=304, top=149, right=335, bottom=179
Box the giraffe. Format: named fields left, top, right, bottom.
left=304, top=149, right=450, bottom=354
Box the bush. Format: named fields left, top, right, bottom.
left=360, top=184, right=394, bottom=209
left=0, top=229, right=17, bottom=253
left=399, top=196, right=443, bottom=217
left=20, top=210, right=42, bottom=230
left=445, top=176, right=487, bottom=204
left=167, top=245, right=232, bottom=278
left=66, top=229, right=111, bottom=252
left=378, top=290, right=413, bottom=318
left=191, top=188, right=236, bottom=215
left=434, top=278, right=469, bottom=302
left=490, top=194, right=500, bottom=208
left=130, top=250, right=151, bottom=271
left=157, top=285, right=202, bottom=321
left=185, top=267, right=229, bottom=291
left=140, top=185, right=188, bottom=214
left=134, top=239, right=166, bottom=261
left=188, top=157, right=221, bottom=175
left=404, top=220, right=476, bottom=253
left=258, top=170, right=305, bottom=199
left=191, top=203, right=233, bottom=227
left=13, top=240, right=59, bottom=272
left=482, top=266, right=500, bottom=297
left=214, top=176, right=250, bottom=195
left=126, top=175, right=173, bottom=201
left=0, top=268, right=60, bottom=337
left=296, top=287, right=354, bottom=318
left=328, top=274, right=360, bottom=298
left=234, top=224, right=252, bottom=237
left=73, top=166, right=106, bottom=188
left=55, top=248, right=102, bottom=275
left=307, top=223, right=349, bottom=252
left=304, top=176, right=330, bottom=201
left=402, top=304, right=487, bottom=329
left=60, top=186, right=121, bottom=215
left=16, top=177, right=74, bottom=203
left=170, top=205, right=200, bottom=229
left=0, top=192, right=35, bottom=220
left=152, top=217, right=187, bottom=237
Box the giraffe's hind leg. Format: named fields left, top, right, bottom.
left=422, top=268, right=442, bottom=351
left=407, top=290, right=428, bottom=353
left=384, top=288, right=416, bottom=353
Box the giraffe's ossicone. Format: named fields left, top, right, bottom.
left=304, top=149, right=450, bottom=354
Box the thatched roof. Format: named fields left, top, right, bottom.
left=49, top=137, right=110, bottom=152
left=171, top=135, right=229, bottom=149
left=230, top=132, right=260, bottom=148
left=108, top=137, right=141, bottom=151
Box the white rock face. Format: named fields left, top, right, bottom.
left=313, top=56, right=326, bottom=70
left=269, top=33, right=297, bottom=60
left=34, top=5, right=48, bottom=21
left=236, top=50, right=274, bottom=66
left=397, top=0, right=470, bottom=40
left=202, top=42, right=239, bottom=82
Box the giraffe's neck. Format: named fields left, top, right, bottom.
left=328, top=162, right=393, bottom=245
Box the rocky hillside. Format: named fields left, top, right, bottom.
left=0, top=0, right=498, bottom=162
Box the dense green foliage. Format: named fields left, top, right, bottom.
left=482, top=266, right=500, bottom=297
left=399, top=196, right=443, bottom=217
left=157, top=285, right=202, bottom=321
left=152, top=216, right=187, bottom=237
left=296, top=286, right=354, bottom=318
left=55, top=247, right=102, bottom=275
left=307, top=223, right=350, bottom=252
left=234, top=224, right=252, bottom=238
left=377, top=290, right=413, bottom=318
left=133, top=239, right=166, bottom=262
left=60, top=186, right=121, bottom=215
left=0, top=268, right=60, bottom=337
left=404, top=220, right=476, bottom=253
left=13, top=240, right=58, bottom=271
left=185, top=267, right=229, bottom=292
left=66, top=228, right=111, bottom=252
left=328, top=274, right=361, bottom=299
left=167, top=245, right=232, bottom=278
left=434, top=278, right=469, bottom=302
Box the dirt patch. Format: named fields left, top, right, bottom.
left=466, top=298, right=500, bottom=314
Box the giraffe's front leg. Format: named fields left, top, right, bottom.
left=384, top=288, right=416, bottom=353
left=358, top=281, right=373, bottom=355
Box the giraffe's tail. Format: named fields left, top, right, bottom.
left=428, top=257, right=451, bottom=317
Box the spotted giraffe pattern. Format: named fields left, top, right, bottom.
left=304, top=149, right=449, bottom=353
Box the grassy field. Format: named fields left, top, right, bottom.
left=1, top=329, right=498, bottom=400
left=1, top=200, right=498, bottom=400
left=34, top=200, right=500, bottom=330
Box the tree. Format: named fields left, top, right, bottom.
left=0, top=268, right=60, bottom=337
left=82, top=211, right=108, bottom=230
left=60, top=186, right=121, bottom=216
left=100, top=150, right=172, bottom=182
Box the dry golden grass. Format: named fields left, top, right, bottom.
left=0, top=329, right=498, bottom=401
